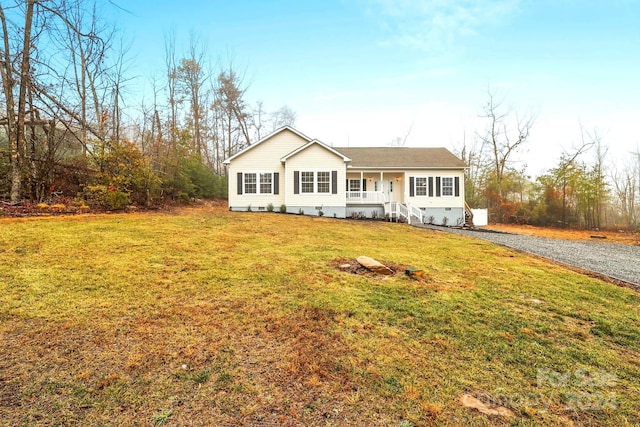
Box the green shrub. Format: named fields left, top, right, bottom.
left=91, top=140, right=160, bottom=206
left=180, top=157, right=225, bottom=199
left=279, top=204, right=287, bottom=213
left=267, top=203, right=274, bottom=212
left=162, top=155, right=227, bottom=201
left=82, top=185, right=130, bottom=210
left=106, top=190, right=130, bottom=210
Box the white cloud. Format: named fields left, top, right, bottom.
left=366, top=0, right=523, bottom=51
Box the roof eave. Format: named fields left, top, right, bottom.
left=281, top=139, right=352, bottom=163
left=347, top=166, right=466, bottom=170
left=223, top=126, right=312, bottom=164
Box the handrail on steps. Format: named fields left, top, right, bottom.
left=386, top=201, right=422, bottom=225
left=464, top=202, right=474, bottom=227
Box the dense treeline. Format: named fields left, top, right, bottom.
left=461, top=96, right=639, bottom=230
left=0, top=1, right=294, bottom=209
left=1, top=2, right=638, bottom=228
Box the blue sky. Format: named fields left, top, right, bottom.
left=112, top=0, right=640, bottom=175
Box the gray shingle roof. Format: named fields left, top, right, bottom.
left=333, top=147, right=466, bottom=169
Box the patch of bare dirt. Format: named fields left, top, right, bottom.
left=0, top=302, right=373, bottom=426
left=330, top=257, right=425, bottom=281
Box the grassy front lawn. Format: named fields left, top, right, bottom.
left=1, top=207, right=638, bottom=426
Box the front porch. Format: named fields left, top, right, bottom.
left=345, top=198, right=424, bottom=224
left=343, top=170, right=466, bottom=225
left=345, top=171, right=405, bottom=205
left=345, top=171, right=417, bottom=222
left=346, top=191, right=386, bottom=204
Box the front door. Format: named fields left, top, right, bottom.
left=385, top=179, right=401, bottom=203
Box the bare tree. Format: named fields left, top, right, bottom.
left=107, top=37, right=132, bottom=144
left=270, top=105, right=296, bottom=131
left=1, top=0, right=123, bottom=202
left=252, top=100, right=265, bottom=141
left=585, top=127, right=608, bottom=228
left=164, top=30, right=179, bottom=152
left=0, top=4, right=18, bottom=201
left=478, top=90, right=535, bottom=203
left=0, top=0, right=36, bottom=203
left=387, top=122, right=414, bottom=147
left=454, top=130, right=488, bottom=207
left=175, top=35, right=210, bottom=160
left=556, top=139, right=593, bottom=228
left=214, top=66, right=251, bottom=160
left=252, top=102, right=297, bottom=140
left=612, top=149, right=639, bottom=230
left=477, top=90, right=535, bottom=221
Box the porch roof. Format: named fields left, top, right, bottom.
left=334, top=147, right=466, bottom=169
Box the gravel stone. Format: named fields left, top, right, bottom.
left=418, top=224, right=640, bottom=287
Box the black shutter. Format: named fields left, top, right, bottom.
left=332, top=171, right=338, bottom=194
left=436, top=177, right=441, bottom=197
left=362, top=179, right=367, bottom=192
left=428, top=177, right=433, bottom=197
left=409, top=177, right=414, bottom=197
left=237, top=173, right=243, bottom=195
left=454, top=177, right=460, bottom=197
left=294, top=171, right=299, bottom=194
left=274, top=173, right=279, bottom=195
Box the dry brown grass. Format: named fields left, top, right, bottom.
left=485, top=223, right=640, bottom=245
left=1, top=206, right=639, bottom=426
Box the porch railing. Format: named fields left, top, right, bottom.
left=408, top=202, right=423, bottom=224
left=385, top=201, right=423, bottom=225
left=346, top=191, right=386, bottom=204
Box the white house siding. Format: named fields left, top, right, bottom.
left=284, top=144, right=347, bottom=218
left=228, top=129, right=308, bottom=211
left=403, top=169, right=466, bottom=226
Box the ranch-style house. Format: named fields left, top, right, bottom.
left=224, top=126, right=469, bottom=226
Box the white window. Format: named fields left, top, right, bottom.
left=244, top=172, right=273, bottom=194
left=442, top=177, right=454, bottom=196
left=348, top=179, right=361, bottom=192
left=244, top=173, right=257, bottom=194
left=259, top=173, right=273, bottom=194
left=415, top=177, right=427, bottom=196
left=317, top=172, right=330, bottom=193
left=300, top=171, right=332, bottom=194
left=301, top=171, right=315, bottom=193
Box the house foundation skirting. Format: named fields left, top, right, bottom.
left=421, top=207, right=465, bottom=226
left=345, top=205, right=385, bottom=220
left=285, top=206, right=346, bottom=218
left=229, top=205, right=346, bottom=218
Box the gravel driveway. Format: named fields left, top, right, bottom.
left=419, top=225, right=640, bottom=287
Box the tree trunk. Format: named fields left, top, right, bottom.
left=0, top=5, right=17, bottom=198
left=11, top=0, right=35, bottom=203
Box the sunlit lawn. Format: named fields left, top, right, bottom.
left=1, top=206, right=638, bottom=426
